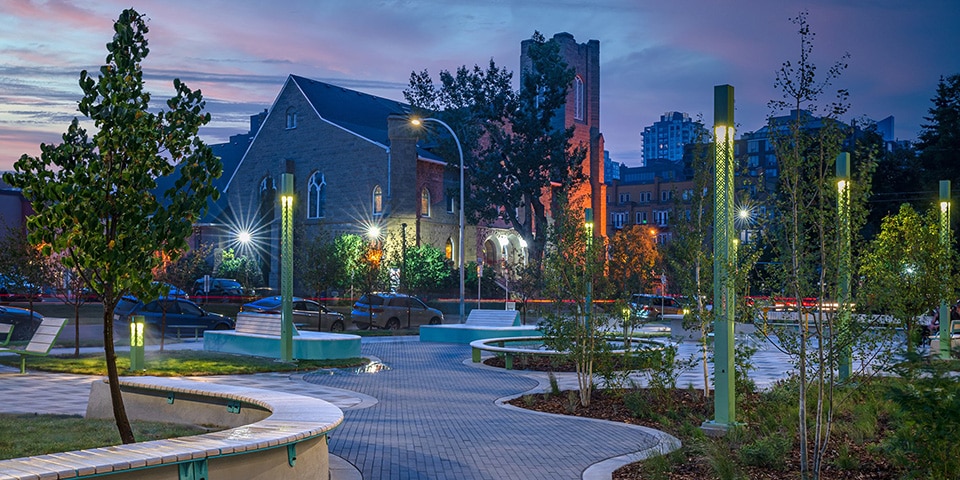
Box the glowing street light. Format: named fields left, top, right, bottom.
left=705, top=84, right=737, bottom=432
left=237, top=230, right=252, bottom=245
left=279, top=173, right=294, bottom=362
left=837, top=152, right=852, bottom=380
left=412, top=117, right=466, bottom=323
left=939, top=180, right=952, bottom=359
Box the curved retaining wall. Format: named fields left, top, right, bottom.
left=0, top=376, right=343, bottom=480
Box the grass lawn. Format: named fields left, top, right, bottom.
left=0, top=414, right=211, bottom=460
left=0, top=349, right=368, bottom=376
left=0, top=349, right=369, bottom=461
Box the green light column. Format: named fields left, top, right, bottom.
left=709, top=84, right=736, bottom=428
left=584, top=208, right=594, bottom=331
left=837, top=153, right=852, bottom=381
left=280, top=173, right=294, bottom=362
left=940, top=180, right=951, bottom=360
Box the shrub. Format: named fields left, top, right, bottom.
left=739, top=435, right=790, bottom=471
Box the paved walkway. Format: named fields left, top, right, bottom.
left=0, top=334, right=806, bottom=479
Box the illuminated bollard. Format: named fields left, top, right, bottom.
left=130, top=315, right=145, bottom=371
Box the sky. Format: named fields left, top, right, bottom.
left=0, top=0, right=958, bottom=170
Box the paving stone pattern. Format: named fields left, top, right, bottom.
left=304, top=342, right=660, bottom=480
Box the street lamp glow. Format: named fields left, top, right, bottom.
left=412, top=116, right=467, bottom=323
left=237, top=230, right=252, bottom=245
left=367, top=225, right=381, bottom=241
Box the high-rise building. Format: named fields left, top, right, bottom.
left=641, top=112, right=707, bottom=166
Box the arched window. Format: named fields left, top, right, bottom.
left=372, top=185, right=383, bottom=215
left=307, top=171, right=326, bottom=219
left=445, top=238, right=453, bottom=262
left=574, top=76, right=584, bottom=121
left=420, top=187, right=431, bottom=217
left=285, top=108, right=297, bottom=129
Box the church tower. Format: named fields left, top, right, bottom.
left=521, top=32, right=606, bottom=238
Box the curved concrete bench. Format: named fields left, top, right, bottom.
left=470, top=336, right=665, bottom=370
left=0, top=376, right=343, bottom=480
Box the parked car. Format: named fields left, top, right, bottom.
left=0, top=274, right=42, bottom=302
left=351, top=293, right=443, bottom=330
left=192, top=278, right=246, bottom=300
left=113, top=297, right=235, bottom=337
left=241, top=296, right=346, bottom=332
left=629, top=294, right=683, bottom=320
left=0, top=305, right=42, bottom=341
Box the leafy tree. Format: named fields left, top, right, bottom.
left=405, top=31, right=587, bottom=267
left=609, top=225, right=661, bottom=298
left=155, top=243, right=213, bottom=295
left=400, top=244, right=451, bottom=295
left=215, top=248, right=262, bottom=289
left=299, top=229, right=341, bottom=301
left=916, top=74, right=960, bottom=188
left=0, top=226, right=55, bottom=309
left=334, top=233, right=368, bottom=298
left=859, top=204, right=952, bottom=351
left=663, top=130, right=715, bottom=398
left=539, top=195, right=609, bottom=407
left=3, top=9, right=221, bottom=443
left=763, top=11, right=874, bottom=478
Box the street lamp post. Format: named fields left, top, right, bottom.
left=837, top=153, right=852, bottom=381
left=411, top=117, right=466, bottom=323
left=939, top=180, right=951, bottom=360
left=279, top=173, right=294, bottom=362
left=705, top=84, right=737, bottom=432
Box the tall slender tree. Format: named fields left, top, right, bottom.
left=404, top=32, right=586, bottom=267
left=4, top=9, right=221, bottom=443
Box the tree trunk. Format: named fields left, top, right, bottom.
left=103, top=306, right=135, bottom=444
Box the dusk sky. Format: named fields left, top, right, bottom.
left=1, top=0, right=958, bottom=171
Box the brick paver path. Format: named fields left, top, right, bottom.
left=305, top=341, right=663, bottom=480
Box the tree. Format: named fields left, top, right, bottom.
left=155, top=244, right=213, bottom=296
left=663, top=130, right=715, bottom=399
left=3, top=9, right=221, bottom=444
left=215, top=248, right=262, bottom=289
left=916, top=74, right=960, bottom=188
left=401, top=244, right=451, bottom=295
left=539, top=195, right=609, bottom=407
left=299, top=229, right=342, bottom=301
left=859, top=204, right=952, bottom=351
left=405, top=31, right=586, bottom=267
left=334, top=233, right=368, bottom=298
left=764, top=11, right=872, bottom=479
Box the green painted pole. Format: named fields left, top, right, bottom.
left=584, top=208, right=594, bottom=331
left=837, top=153, right=852, bottom=381
left=707, top=84, right=736, bottom=429
left=280, top=173, right=294, bottom=362
left=940, top=180, right=951, bottom=360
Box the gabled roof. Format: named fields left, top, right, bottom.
left=291, top=75, right=410, bottom=147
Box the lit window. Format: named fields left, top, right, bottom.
left=372, top=185, right=383, bottom=215
left=420, top=187, right=431, bottom=217
left=307, top=171, right=326, bottom=219
left=445, top=238, right=453, bottom=261
left=574, top=76, right=584, bottom=121
left=285, top=108, right=297, bottom=129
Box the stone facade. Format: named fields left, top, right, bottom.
left=223, top=76, right=470, bottom=292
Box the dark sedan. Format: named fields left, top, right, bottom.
left=241, top=296, right=346, bottom=332
left=114, top=297, right=234, bottom=337
left=0, top=305, right=42, bottom=341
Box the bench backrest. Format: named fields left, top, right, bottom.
left=465, top=309, right=520, bottom=327
left=25, top=317, right=67, bottom=354
left=234, top=312, right=300, bottom=336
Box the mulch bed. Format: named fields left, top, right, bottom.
left=495, top=357, right=900, bottom=479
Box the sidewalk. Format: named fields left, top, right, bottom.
left=0, top=334, right=802, bottom=479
